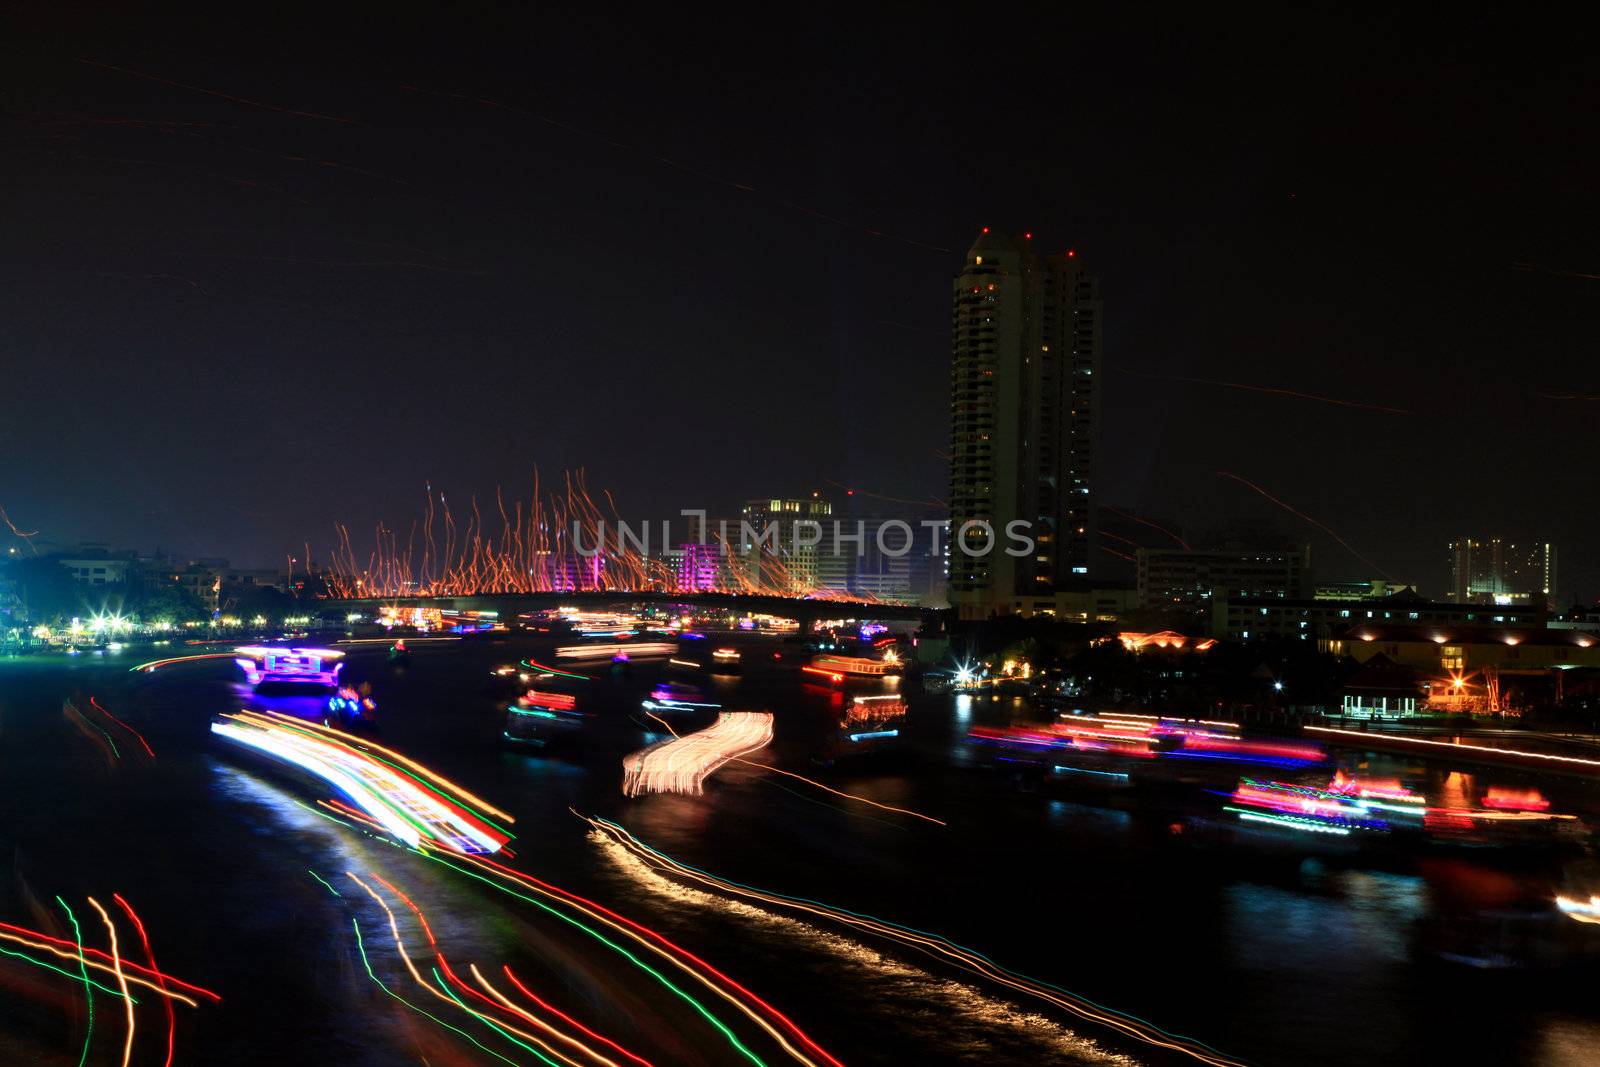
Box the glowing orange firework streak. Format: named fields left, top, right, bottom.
left=435, top=850, right=843, bottom=1067
left=623, top=712, right=774, bottom=797
left=587, top=817, right=1245, bottom=1067
left=113, top=894, right=175, bottom=1067
left=645, top=712, right=945, bottom=825
left=1217, top=471, right=1389, bottom=577
left=86, top=897, right=135, bottom=1067
left=368, top=871, right=649, bottom=1067
left=319, top=468, right=877, bottom=600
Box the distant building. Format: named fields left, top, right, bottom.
left=1216, top=591, right=1544, bottom=641
left=1138, top=543, right=1311, bottom=615
left=673, top=542, right=720, bottom=593
left=1447, top=538, right=1556, bottom=609
left=171, top=563, right=221, bottom=611
left=738, top=496, right=833, bottom=595
left=949, top=230, right=1101, bottom=619
left=1314, top=579, right=1418, bottom=600
left=59, top=557, right=134, bottom=586
left=1325, top=623, right=1600, bottom=675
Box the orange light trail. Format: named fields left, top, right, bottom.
left=1217, top=471, right=1389, bottom=576
left=86, top=896, right=136, bottom=1067
left=0, top=921, right=219, bottom=1006
left=113, top=894, right=175, bottom=1067
left=1099, top=504, right=1189, bottom=549
left=320, top=468, right=881, bottom=602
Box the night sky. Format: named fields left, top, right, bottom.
left=2, top=10, right=1595, bottom=598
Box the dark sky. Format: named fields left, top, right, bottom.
left=2, top=9, right=1595, bottom=597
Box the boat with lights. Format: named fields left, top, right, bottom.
left=234, top=645, right=345, bottom=689
left=503, top=689, right=587, bottom=747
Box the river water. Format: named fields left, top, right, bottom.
left=2, top=634, right=1599, bottom=1065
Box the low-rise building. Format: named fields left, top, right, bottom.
left=1324, top=623, right=1600, bottom=674
left=60, top=558, right=133, bottom=586
left=1216, top=591, right=1545, bottom=641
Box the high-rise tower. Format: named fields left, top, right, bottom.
left=948, top=230, right=1101, bottom=619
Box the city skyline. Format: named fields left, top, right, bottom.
left=2, top=11, right=1596, bottom=599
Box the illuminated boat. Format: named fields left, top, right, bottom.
left=234, top=645, right=345, bottom=689
left=803, top=653, right=902, bottom=682
left=503, top=690, right=587, bottom=747
left=555, top=641, right=675, bottom=660
left=830, top=696, right=908, bottom=758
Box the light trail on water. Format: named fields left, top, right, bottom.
left=584, top=816, right=1245, bottom=1067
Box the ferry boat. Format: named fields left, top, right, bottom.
left=503, top=689, right=587, bottom=747
left=234, top=646, right=345, bottom=689
left=803, top=653, right=902, bottom=682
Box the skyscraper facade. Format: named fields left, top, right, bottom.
left=949, top=230, right=1101, bottom=619
left=1447, top=538, right=1557, bottom=609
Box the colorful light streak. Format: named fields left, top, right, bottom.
left=0, top=896, right=217, bottom=1067
left=810, top=654, right=898, bottom=677
left=1556, top=894, right=1600, bottom=924
left=518, top=690, right=579, bottom=711
left=280, top=780, right=842, bottom=1067
left=557, top=642, right=675, bottom=660
left=643, top=710, right=946, bottom=826
left=584, top=816, right=1243, bottom=1067
left=1228, top=779, right=1388, bottom=832
left=1482, top=787, right=1552, bottom=811
left=348, top=872, right=648, bottom=1067
left=520, top=658, right=590, bottom=681
left=129, top=651, right=239, bottom=674
left=623, top=712, right=774, bottom=797
left=89, top=697, right=157, bottom=759
left=211, top=710, right=512, bottom=853
left=1306, top=725, right=1600, bottom=770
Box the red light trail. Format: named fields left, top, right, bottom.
left=1216, top=471, right=1389, bottom=577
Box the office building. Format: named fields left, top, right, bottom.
left=949, top=229, right=1101, bottom=618
left=738, top=496, right=833, bottom=595
left=1217, top=592, right=1544, bottom=641
left=1447, top=538, right=1557, bottom=609
left=1137, top=543, right=1310, bottom=615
